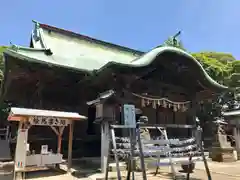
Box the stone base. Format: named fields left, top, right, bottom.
left=211, top=147, right=235, bottom=162
left=233, top=150, right=238, bottom=161
left=109, top=162, right=126, bottom=172
left=235, top=150, right=240, bottom=160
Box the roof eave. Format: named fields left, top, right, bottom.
left=96, top=46, right=228, bottom=93
left=4, top=49, right=89, bottom=73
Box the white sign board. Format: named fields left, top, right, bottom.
left=29, top=116, right=69, bottom=126
left=123, top=104, right=136, bottom=128
left=96, top=103, right=103, bottom=119
left=26, top=143, right=30, bottom=152
left=41, top=145, right=48, bottom=154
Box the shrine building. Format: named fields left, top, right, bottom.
left=0, top=21, right=228, bottom=157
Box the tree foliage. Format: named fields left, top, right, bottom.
left=162, top=37, right=240, bottom=125
left=162, top=37, right=239, bottom=88
left=0, top=46, right=7, bottom=81
left=0, top=46, right=10, bottom=125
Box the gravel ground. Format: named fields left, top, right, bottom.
left=23, top=166, right=240, bottom=180
left=4, top=160, right=240, bottom=180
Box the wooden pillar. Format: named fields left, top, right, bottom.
left=57, top=127, right=65, bottom=153
left=67, top=121, right=74, bottom=172
left=50, top=126, right=61, bottom=153
left=57, top=135, right=62, bottom=153
left=190, top=94, right=197, bottom=137
left=101, top=121, right=109, bottom=173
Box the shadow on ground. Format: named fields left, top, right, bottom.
left=70, top=158, right=203, bottom=180
left=0, top=173, right=13, bottom=180
left=71, top=159, right=101, bottom=178
left=0, top=162, right=14, bottom=180
left=25, top=169, right=66, bottom=179
left=148, top=171, right=202, bottom=180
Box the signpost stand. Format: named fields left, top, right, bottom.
left=8, top=107, right=87, bottom=180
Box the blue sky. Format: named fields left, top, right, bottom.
left=1, top=0, right=240, bottom=58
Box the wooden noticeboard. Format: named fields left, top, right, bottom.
left=123, top=104, right=136, bottom=128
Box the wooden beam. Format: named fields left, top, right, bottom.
left=67, top=122, right=74, bottom=172
left=190, top=94, right=197, bottom=136
left=57, top=127, right=65, bottom=153
left=57, top=134, right=62, bottom=154
left=128, top=78, right=189, bottom=95
left=50, top=126, right=59, bottom=136
left=196, top=90, right=214, bottom=101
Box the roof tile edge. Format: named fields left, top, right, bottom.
left=32, top=20, right=144, bottom=55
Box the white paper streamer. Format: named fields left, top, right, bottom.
left=131, top=92, right=190, bottom=112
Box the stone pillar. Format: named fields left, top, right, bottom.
left=211, top=123, right=235, bottom=162
left=233, top=126, right=240, bottom=159
left=101, top=121, right=109, bottom=173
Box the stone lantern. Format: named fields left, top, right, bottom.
left=87, top=90, right=118, bottom=173
left=210, top=118, right=235, bottom=162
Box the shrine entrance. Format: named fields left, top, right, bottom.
left=116, top=90, right=193, bottom=139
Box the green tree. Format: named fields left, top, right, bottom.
left=0, top=46, right=9, bottom=126
left=161, top=35, right=240, bottom=123
left=0, top=46, right=7, bottom=81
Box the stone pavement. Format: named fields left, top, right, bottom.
left=10, top=159, right=240, bottom=179
left=195, top=161, right=240, bottom=177
left=25, top=168, right=240, bottom=180
left=24, top=162, right=240, bottom=180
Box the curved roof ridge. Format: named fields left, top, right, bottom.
left=99, top=46, right=228, bottom=91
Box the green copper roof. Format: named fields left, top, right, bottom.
left=5, top=46, right=105, bottom=72
left=1, top=20, right=228, bottom=94
left=4, top=44, right=228, bottom=93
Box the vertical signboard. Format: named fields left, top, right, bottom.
left=96, top=103, right=103, bottom=119
left=123, top=104, right=136, bottom=128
